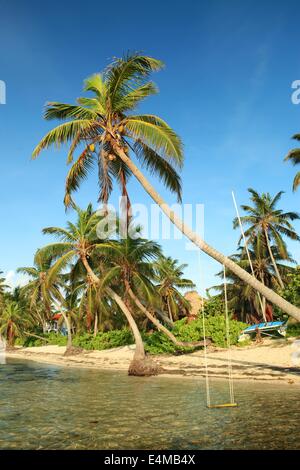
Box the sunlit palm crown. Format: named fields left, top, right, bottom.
left=233, top=188, right=300, bottom=259
left=32, top=54, right=183, bottom=206
left=17, top=250, right=63, bottom=312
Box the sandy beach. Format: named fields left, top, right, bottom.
left=5, top=338, right=300, bottom=385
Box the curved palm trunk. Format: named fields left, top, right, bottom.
left=80, top=256, right=145, bottom=359
left=7, top=322, right=14, bottom=348
left=106, top=287, right=145, bottom=361
left=259, top=274, right=267, bottom=322
left=80, top=255, right=159, bottom=374
left=263, top=228, right=285, bottom=289
left=127, top=286, right=209, bottom=348
left=94, top=313, right=98, bottom=337
left=166, top=296, right=173, bottom=322
left=116, top=147, right=300, bottom=321
left=60, top=311, right=72, bottom=349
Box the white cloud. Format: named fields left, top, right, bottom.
left=4, top=270, right=29, bottom=290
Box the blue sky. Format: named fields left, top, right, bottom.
left=0, top=0, right=300, bottom=293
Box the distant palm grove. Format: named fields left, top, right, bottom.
left=1, top=54, right=300, bottom=375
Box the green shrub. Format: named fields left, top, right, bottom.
left=19, top=315, right=246, bottom=354
left=172, top=315, right=246, bottom=348
left=16, top=332, right=67, bottom=347
left=73, top=329, right=134, bottom=350
left=143, top=331, right=179, bottom=355
left=237, top=338, right=252, bottom=347
left=203, top=297, right=225, bottom=317
left=286, top=323, right=300, bottom=338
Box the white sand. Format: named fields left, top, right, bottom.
left=5, top=338, right=300, bottom=385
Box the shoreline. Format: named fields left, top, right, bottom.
left=4, top=338, right=300, bottom=385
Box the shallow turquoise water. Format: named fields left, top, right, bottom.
left=0, top=359, right=300, bottom=449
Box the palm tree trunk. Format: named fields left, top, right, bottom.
left=80, top=255, right=159, bottom=374
left=263, top=228, right=285, bottom=289
left=106, top=287, right=145, bottom=361
left=259, top=274, right=267, bottom=322
left=166, top=296, right=173, bottom=322
left=60, top=311, right=72, bottom=349
left=116, top=147, right=300, bottom=321
left=80, top=257, right=144, bottom=358
left=127, top=286, right=209, bottom=348
left=93, top=313, right=98, bottom=337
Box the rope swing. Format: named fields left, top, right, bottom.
left=201, top=261, right=238, bottom=409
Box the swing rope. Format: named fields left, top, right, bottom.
left=199, top=248, right=237, bottom=408
left=201, top=294, right=211, bottom=407
left=223, top=265, right=235, bottom=405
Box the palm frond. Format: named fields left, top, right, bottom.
left=133, top=141, right=182, bottom=201
left=114, top=82, right=158, bottom=113
left=105, top=53, right=163, bottom=108
left=125, top=114, right=183, bottom=165
left=32, top=120, right=98, bottom=159
left=293, top=171, right=300, bottom=191
left=44, top=102, right=99, bottom=121
left=64, top=150, right=95, bottom=207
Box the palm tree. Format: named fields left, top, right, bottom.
left=32, top=53, right=300, bottom=320
left=38, top=205, right=160, bottom=375
left=284, top=134, right=300, bottom=191
left=18, top=250, right=62, bottom=332
left=69, top=266, right=119, bottom=334
left=233, top=188, right=299, bottom=289
left=100, top=238, right=208, bottom=349
left=0, top=301, right=30, bottom=347
left=53, top=285, right=80, bottom=352
left=213, top=244, right=295, bottom=322
left=0, top=271, right=8, bottom=309
left=154, top=256, right=195, bottom=322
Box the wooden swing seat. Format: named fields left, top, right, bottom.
left=207, top=403, right=238, bottom=409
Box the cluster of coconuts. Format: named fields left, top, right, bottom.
left=87, top=141, right=116, bottom=161
left=99, top=127, right=129, bottom=161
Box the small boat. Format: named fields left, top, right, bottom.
left=239, top=321, right=287, bottom=341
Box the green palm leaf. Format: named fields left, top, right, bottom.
left=125, top=114, right=183, bottom=164
left=32, top=120, right=98, bottom=158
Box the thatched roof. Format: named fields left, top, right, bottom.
left=184, top=290, right=204, bottom=317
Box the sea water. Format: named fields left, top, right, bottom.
left=0, top=359, right=299, bottom=449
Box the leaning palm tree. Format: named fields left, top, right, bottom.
left=233, top=188, right=299, bottom=289
left=284, top=134, right=300, bottom=191
left=100, top=237, right=209, bottom=349
left=32, top=53, right=300, bottom=320
left=38, top=205, right=160, bottom=375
